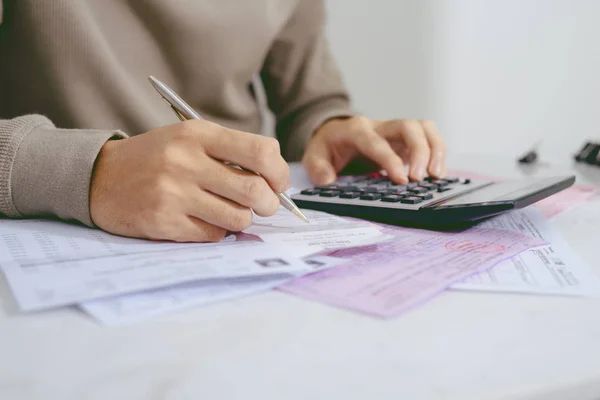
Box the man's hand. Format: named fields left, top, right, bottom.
left=90, top=120, right=290, bottom=242
left=302, top=117, right=446, bottom=185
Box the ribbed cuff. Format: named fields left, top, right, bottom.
left=281, top=97, right=353, bottom=161
left=11, top=123, right=127, bottom=226
left=0, top=115, right=55, bottom=217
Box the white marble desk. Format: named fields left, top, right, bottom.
left=1, top=154, right=599, bottom=400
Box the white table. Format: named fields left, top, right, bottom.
left=1, top=154, right=600, bottom=400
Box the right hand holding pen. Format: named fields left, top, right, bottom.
left=90, top=120, right=290, bottom=242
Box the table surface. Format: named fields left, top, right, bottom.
left=1, top=153, right=600, bottom=400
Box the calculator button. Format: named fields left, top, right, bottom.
left=320, top=190, right=341, bottom=197
left=424, top=177, right=434, bottom=182
left=431, top=180, right=449, bottom=187
left=396, top=191, right=411, bottom=197
left=445, top=177, right=459, bottom=183
left=389, top=185, right=407, bottom=192
left=406, top=182, right=419, bottom=189
left=363, top=186, right=381, bottom=192
left=340, top=186, right=360, bottom=192
left=409, top=187, right=428, bottom=194
left=371, top=178, right=388, bottom=184
left=316, top=185, right=339, bottom=190
left=401, top=196, right=423, bottom=204
left=463, top=179, right=471, bottom=184
left=438, top=187, right=452, bottom=193
left=416, top=193, right=434, bottom=200
left=382, top=195, right=403, bottom=203
left=340, top=191, right=361, bottom=199
left=360, top=193, right=382, bottom=201
left=378, top=189, right=401, bottom=195
left=418, top=183, right=437, bottom=191
left=300, top=189, right=320, bottom=195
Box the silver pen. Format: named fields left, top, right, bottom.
left=148, top=75, right=309, bottom=223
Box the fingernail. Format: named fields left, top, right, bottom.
left=322, top=174, right=336, bottom=185
left=431, top=154, right=445, bottom=177
left=392, top=166, right=406, bottom=180
left=414, top=167, right=426, bottom=181
left=431, top=162, right=442, bottom=177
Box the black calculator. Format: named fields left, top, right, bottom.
left=291, top=174, right=576, bottom=227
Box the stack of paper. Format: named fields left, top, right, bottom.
left=0, top=209, right=391, bottom=314
left=2, top=191, right=598, bottom=324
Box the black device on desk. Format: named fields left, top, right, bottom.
left=292, top=174, right=575, bottom=227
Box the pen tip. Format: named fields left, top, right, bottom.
left=294, top=209, right=310, bottom=223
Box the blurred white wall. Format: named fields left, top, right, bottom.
left=326, top=0, right=600, bottom=164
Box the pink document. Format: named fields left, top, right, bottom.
left=535, top=185, right=597, bottom=218
left=280, top=227, right=545, bottom=318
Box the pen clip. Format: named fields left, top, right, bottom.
left=171, top=105, right=187, bottom=122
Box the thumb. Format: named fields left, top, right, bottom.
left=303, top=141, right=337, bottom=185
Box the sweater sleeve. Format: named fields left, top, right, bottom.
left=0, top=115, right=127, bottom=225
left=260, top=0, right=354, bottom=162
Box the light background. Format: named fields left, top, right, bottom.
left=324, top=0, right=600, bottom=165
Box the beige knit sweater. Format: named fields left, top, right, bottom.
left=0, top=0, right=351, bottom=226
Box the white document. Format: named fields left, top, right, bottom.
left=246, top=208, right=392, bottom=249
left=1, top=242, right=319, bottom=312
left=80, top=256, right=347, bottom=325
left=451, top=208, right=600, bottom=297
left=0, top=218, right=237, bottom=264
left=0, top=205, right=390, bottom=313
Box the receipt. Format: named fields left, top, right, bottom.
left=452, top=208, right=600, bottom=297
left=246, top=208, right=392, bottom=249
left=280, top=226, right=545, bottom=318
left=80, top=256, right=346, bottom=325
left=1, top=242, right=317, bottom=311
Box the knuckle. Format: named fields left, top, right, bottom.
left=250, top=137, right=280, bottom=166
left=398, top=119, right=421, bottom=133
left=203, top=225, right=228, bottom=242
left=157, top=145, right=183, bottom=171
left=225, top=209, right=253, bottom=232
left=420, top=119, right=436, bottom=129
left=265, top=194, right=281, bottom=216
left=350, top=116, right=371, bottom=131
left=242, top=177, right=267, bottom=205
left=173, top=120, right=198, bottom=140
left=276, top=161, right=291, bottom=184
left=147, top=177, right=179, bottom=210
left=434, top=139, right=447, bottom=153
left=360, top=134, right=384, bottom=152
left=264, top=136, right=281, bottom=153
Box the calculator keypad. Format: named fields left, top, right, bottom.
left=293, top=174, right=481, bottom=211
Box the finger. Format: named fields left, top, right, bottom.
left=199, top=158, right=280, bottom=217
left=421, top=120, right=446, bottom=178
left=302, top=139, right=337, bottom=185
left=384, top=120, right=430, bottom=181
left=186, top=121, right=290, bottom=192
left=174, top=216, right=228, bottom=243
left=187, top=189, right=254, bottom=232
left=350, top=123, right=407, bottom=183
left=143, top=214, right=227, bottom=243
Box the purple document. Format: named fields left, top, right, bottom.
left=279, top=227, right=546, bottom=318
